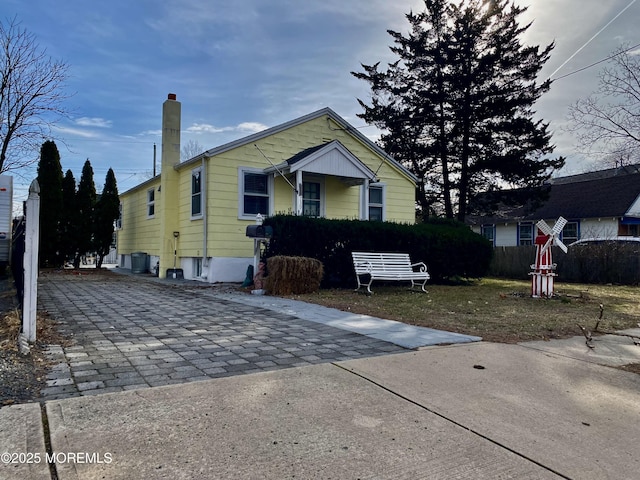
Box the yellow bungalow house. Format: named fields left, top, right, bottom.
left=117, top=94, right=417, bottom=282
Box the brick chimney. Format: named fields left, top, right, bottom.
left=161, top=93, right=181, bottom=168
left=158, top=93, right=181, bottom=279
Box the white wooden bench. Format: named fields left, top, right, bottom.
left=351, top=252, right=430, bottom=294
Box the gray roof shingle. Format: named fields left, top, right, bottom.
left=466, top=170, right=640, bottom=224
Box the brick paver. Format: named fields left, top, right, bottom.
left=38, top=272, right=405, bottom=400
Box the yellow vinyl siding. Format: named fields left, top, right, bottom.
left=117, top=179, right=161, bottom=255
left=175, top=168, right=204, bottom=257
left=324, top=177, right=359, bottom=219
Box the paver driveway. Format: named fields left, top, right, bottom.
left=38, top=271, right=405, bottom=400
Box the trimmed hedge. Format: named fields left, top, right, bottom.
left=263, top=215, right=492, bottom=288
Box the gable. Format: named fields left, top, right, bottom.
left=626, top=194, right=640, bottom=218
left=177, top=107, right=416, bottom=185
left=283, top=140, right=377, bottom=184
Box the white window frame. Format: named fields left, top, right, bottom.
left=519, top=222, right=534, bottom=246
left=300, top=175, right=325, bottom=218
left=368, top=184, right=385, bottom=221
left=193, top=257, right=202, bottom=278
left=481, top=224, right=495, bottom=246
left=147, top=188, right=155, bottom=218
left=191, top=168, right=203, bottom=219
left=561, top=221, right=579, bottom=243
left=238, top=167, right=273, bottom=220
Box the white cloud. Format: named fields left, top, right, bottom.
left=53, top=125, right=101, bottom=139
left=185, top=122, right=268, bottom=135
left=237, top=122, right=268, bottom=133
left=186, top=123, right=233, bottom=134
left=136, top=129, right=162, bottom=137
left=75, top=117, right=113, bottom=128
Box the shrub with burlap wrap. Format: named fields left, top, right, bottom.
left=264, top=256, right=324, bottom=295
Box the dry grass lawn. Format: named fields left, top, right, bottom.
left=285, top=278, right=640, bottom=343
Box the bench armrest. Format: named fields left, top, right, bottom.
left=411, top=262, right=428, bottom=272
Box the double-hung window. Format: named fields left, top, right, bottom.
left=147, top=188, right=155, bottom=218
left=562, top=221, right=579, bottom=244
left=368, top=185, right=384, bottom=221
left=302, top=181, right=321, bottom=217
left=519, top=223, right=533, bottom=246
left=241, top=169, right=269, bottom=218
left=191, top=169, right=202, bottom=217
left=481, top=224, right=495, bottom=245
left=116, top=203, right=123, bottom=229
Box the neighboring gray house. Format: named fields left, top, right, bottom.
left=466, top=164, right=640, bottom=246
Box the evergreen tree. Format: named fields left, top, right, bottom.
left=36, top=140, right=64, bottom=267
left=60, top=169, right=78, bottom=265
left=353, top=0, right=564, bottom=220
left=74, top=159, right=96, bottom=268
left=94, top=168, right=119, bottom=269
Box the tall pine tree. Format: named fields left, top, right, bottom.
left=36, top=140, right=64, bottom=267
left=94, top=168, right=119, bottom=269
left=74, top=159, right=96, bottom=268
left=61, top=169, right=78, bottom=265
left=353, top=0, right=564, bottom=220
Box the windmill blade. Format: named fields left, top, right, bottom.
left=540, top=235, right=553, bottom=254
left=536, top=219, right=552, bottom=236
left=552, top=216, right=567, bottom=235
left=555, top=237, right=568, bottom=253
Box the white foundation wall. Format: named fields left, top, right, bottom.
left=206, top=257, right=252, bottom=283
left=120, top=254, right=251, bottom=282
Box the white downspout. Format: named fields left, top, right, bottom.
left=362, top=178, right=370, bottom=220
left=201, top=156, right=209, bottom=279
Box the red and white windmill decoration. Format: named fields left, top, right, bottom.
left=529, top=216, right=568, bottom=298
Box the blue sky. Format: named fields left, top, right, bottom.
left=3, top=0, right=639, bottom=207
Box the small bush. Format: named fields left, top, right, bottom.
left=264, top=256, right=324, bottom=295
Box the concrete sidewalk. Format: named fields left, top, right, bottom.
left=2, top=271, right=639, bottom=479
left=3, top=340, right=639, bottom=480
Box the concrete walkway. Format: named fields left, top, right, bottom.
left=211, top=289, right=482, bottom=349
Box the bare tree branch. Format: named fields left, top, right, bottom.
left=181, top=139, right=205, bottom=161
left=0, top=16, right=70, bottom=173
left=567, top=45, right=640, bottom=166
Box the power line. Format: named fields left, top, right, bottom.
left=548, top=0, right=637, bottom=79
left=551, top=42, right=640, bottom=81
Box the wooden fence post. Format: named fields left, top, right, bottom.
left=21, top=179, right=40, bottom=346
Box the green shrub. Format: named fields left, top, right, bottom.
left=263, top=215, right=492, bottom=287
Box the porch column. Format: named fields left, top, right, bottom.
left=362, top=179, right=370, bottom=220
left=295, top=170, right=303, bottom=215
